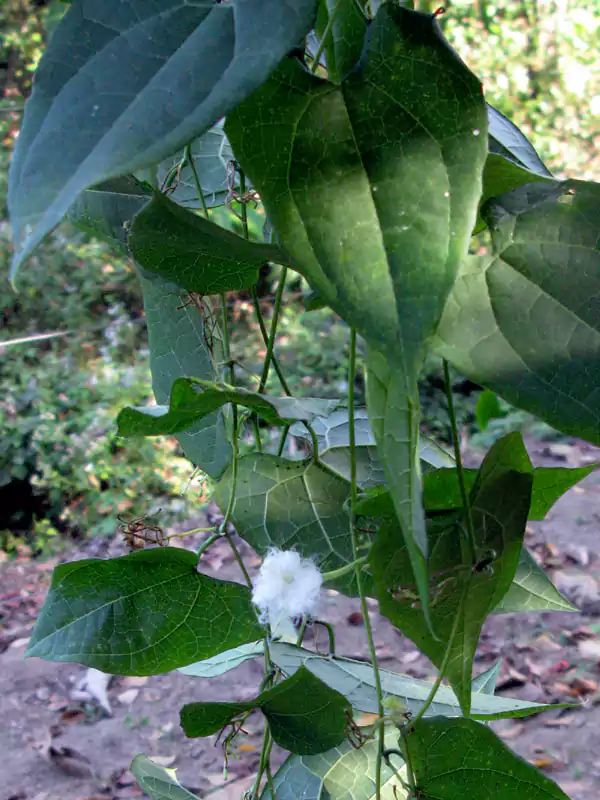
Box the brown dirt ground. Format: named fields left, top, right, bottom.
left=1, top=436, right=600, bottom=800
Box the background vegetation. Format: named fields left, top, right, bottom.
left=1, top=0, right=599, bottom=554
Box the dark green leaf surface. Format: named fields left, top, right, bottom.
left=434, top=180, right=600, bottom=445
left=9, top=0, right=319, bottom=276
left=315, top=0, right=367, bottom=83
left=270, top=643, right=565, bottom=721
left=227, top=5, right=487, bottom=615
left=406, top=716, right=570, bottom=799
left=182, top=667, right=350, bottom=755
left=129, top=193, right=284, bottom=294
left=118, top=378, right=339, bottom=436
left=138, top=270, right=231, bottom=477
left=131, top=755, right=198, bottom=800
left=371, top=434, right=533, bottom=713
left=213, top=454, right=367, bottom=596
left=26, top=548, right=261, bottom=675
left=496, top=548, right=577, bottom=613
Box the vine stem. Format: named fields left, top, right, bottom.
left=321, top=555, right=369, bottom=582
left=258, top=268, right=290, bottom=394
left=311, top=0, right=344, bottom=73
left=442, top=359, right=477, bottom=565
left=348, top=328, right=384, bottom=800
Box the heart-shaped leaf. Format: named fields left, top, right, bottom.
left=315, top=0, right=368, bottom=83
left=131, top=755, right=198, bottom=800
left=496, top=548, right=577, bottom=613
left=27, top=548, right=261, bottom=675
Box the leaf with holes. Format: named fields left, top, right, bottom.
left=26, top=548, right=262, bottom=675
left=371, top=433, right=533, bottom=714
left=9, top=0, right=319, bottom=277
left=129, top=193, right=285, bottom=294
left=118, top=378, right=340, bottom=437
left=212, top=454, right=368, bottom=596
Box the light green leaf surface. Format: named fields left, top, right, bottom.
left=178, top=641, right=264, bottom=678
left=496, top=548, right=577, bottom=613
left=9, top=0, right=319, bottom=277
left=270, top=643, right=566, bottom=721
left=226, top=5, right=487, bottom=615
left=131, top=755, right=198, bottom=800
left=487, top=104, right=553, bottom=177
left=138, top=270, right=231, bottom=477
left=472, top=661, right=502, bottom=695
left=475, top=389, right=503, bottom=431
left=434, top=180, right=600, bottom=445
left=26, top=548, right=261, bottom=675
left=129, top=193, right=284, bottom=294
left=406, top=716, right=570, bottom=799
left=118, top=378, right=340, bottom=437
left=213, top=453, right=368, bottom=596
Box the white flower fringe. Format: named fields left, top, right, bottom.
left=252, top=548, right=322, bottom=637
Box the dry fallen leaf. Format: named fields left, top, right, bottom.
left=46, top=745, right=94, bottom=778
left=354, top=712, right=380, bottom=728
left=149, top=755, right=176, bottom=767
left=117, top=689, right=139, bottom=706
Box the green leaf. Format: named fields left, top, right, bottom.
left=156, top=120, right=236, bottom=210
left=118, top=378, right=340, bottom=437
left=263, top=728, right=407, bottom=800
left=472, top=661, right=502, bottom=695
left=290, top=409, right=453, bottom=488
left=67, top=176, right=151, bottom=252
left=131, top=755, right=198, bottom=800
left=496, top=547, right=577, bottom=613
left=129, top=193, right=284, bottom=294
left=182, top=666, right=351, bottom=755
left=406, top=716, right=570, bottom=800
left=26, top=548, right=261, bottom=675
left=178, top=641, right=264, bottom=678
left=487, top=104, right=552, bottom=177
left=315, top=0, right=367, bottom=83
left=9, top=0, right=319, bottom=277
left=475, top=389, right=503, bottom=431
left=138, top=270, right=231, bottom=477
left=226, top=6, right=487, bottom=617
left=270, top=642, right=567, bottom=721
left=434, top=180, right=600, bottom=445
left=213, top=454, right=368, bottom=596
left=371, top=433, right=533, bottom=714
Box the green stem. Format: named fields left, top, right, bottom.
left=250, top=727, right=273, bottom=799
left=348, top=329, right=384, bottom=800
left=277, top=424, right=290, bottom=457
left=442, top=359, right=477, bottom=565
left=251, top=285, right=291, bottom=396
left=311, top=0, right=343, bottom=73
left=314, top=620, right=336, bottom=655
left=185, top=142, right=210, bottom=219
left=195, top=532, right=222, bottom=556
left=167, top=526, right=216, bottom=543
left=321, top=555, right=369, bottom=582
left=258, top=269, right=291, bottom=394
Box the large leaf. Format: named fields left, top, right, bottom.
left=289, top=409, right=453, bottom=489
left=178, top=641, right=264, bottom=678
left=9, top=0, right=319, bottom=277
left=434, top=180, right=600, bottom=444
left=496, top=548, right=577, bottom=613
left=118, top=378, right=340, bottom=437
left=406, top=716, right=570, bottom=799
left=156, top=120, right=235, bottom=210
left=129, top=192, right=284, bottom=294
left=371, top=434, right=533, bottom=714
left=139, top=270, right=231, bottom=477
left=26, top=548, right=261, bottom=675
left=315, top=0, right=367, bottom=83
left=213, top=453, right=368, bottom=596
left=487, top=104, right=552, bottom=177
left=131, top=755, right=198, bottom=800
left=181, top=666, right=351, bottom=755
left=270, top=643, right=567, bottom=721
left=263, top=728, right=407, bottom=800
left=226, top=5, right=487, bottom=615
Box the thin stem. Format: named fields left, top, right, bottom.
left=311, top=0, right=343, bottom=73
left=348, top=328, right=384, bottom=800
left=195, top=532, right=222, bottom=556
left=314, top=620, right=336, bottom=655
left=250, top=728, right=273, bottom=799
left=296, top=617, right=309, bottom=646
left=258, top=268, right=290, bottom=394
left=185, top=142, right=210, bottom=219
left=167, top=526, right=216, bottom=541
left=251, top=285, right=291, bottom=396
left=239, top=168, right=250, bottom=238
left=266, top=762, right=277, bottom=799
left=442, top=359, right=477, bottom=565
left=321, top=555, right=369, bottom=582
left=277, top=425, right=290, bottom=457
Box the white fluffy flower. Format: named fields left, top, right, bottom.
left=252, top=548, right=322, bottom=637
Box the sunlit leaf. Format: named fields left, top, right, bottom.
left=178, top=641, right=264, bottom=678
left=131, top=755, right=198, bottom=800
left=487, top=104, right=552, bottom=176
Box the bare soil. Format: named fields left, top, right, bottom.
left=2, top=436, right=600, bottom=800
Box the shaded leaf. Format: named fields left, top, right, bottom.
left=9, top=0, right=319, bottom=276
left=475, top=389, right=502, bottom=431
left=270, top=642, right=568, bottom=721
left=26, top=548, right=261, bottom=675
left=406, top=716, right=570, bottom=799
left=131, top=755, right=198, bottom=800
left=226, top=5, right=487, bottom=616
left=138, top=270, right=231, bottom=477
left=315, top=0, right=368, bottom=83
left=118, top=378, right=339, bottom=436
left=129, top=193, right=284, bottom=294
left=496, top=548, right=577, bottom=613
left=213, top=454, right=368, bottom=596
left=433, top=180, right=600, bottom=445
left=487, top=104, right=552, bottom=176
left=182, top=666, right=351, bottom=755
left=371, top=433, right=533, bottom=714
left=178, top=641, right=264, bottom=678
left=472, top=661, right=502, bottom=695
